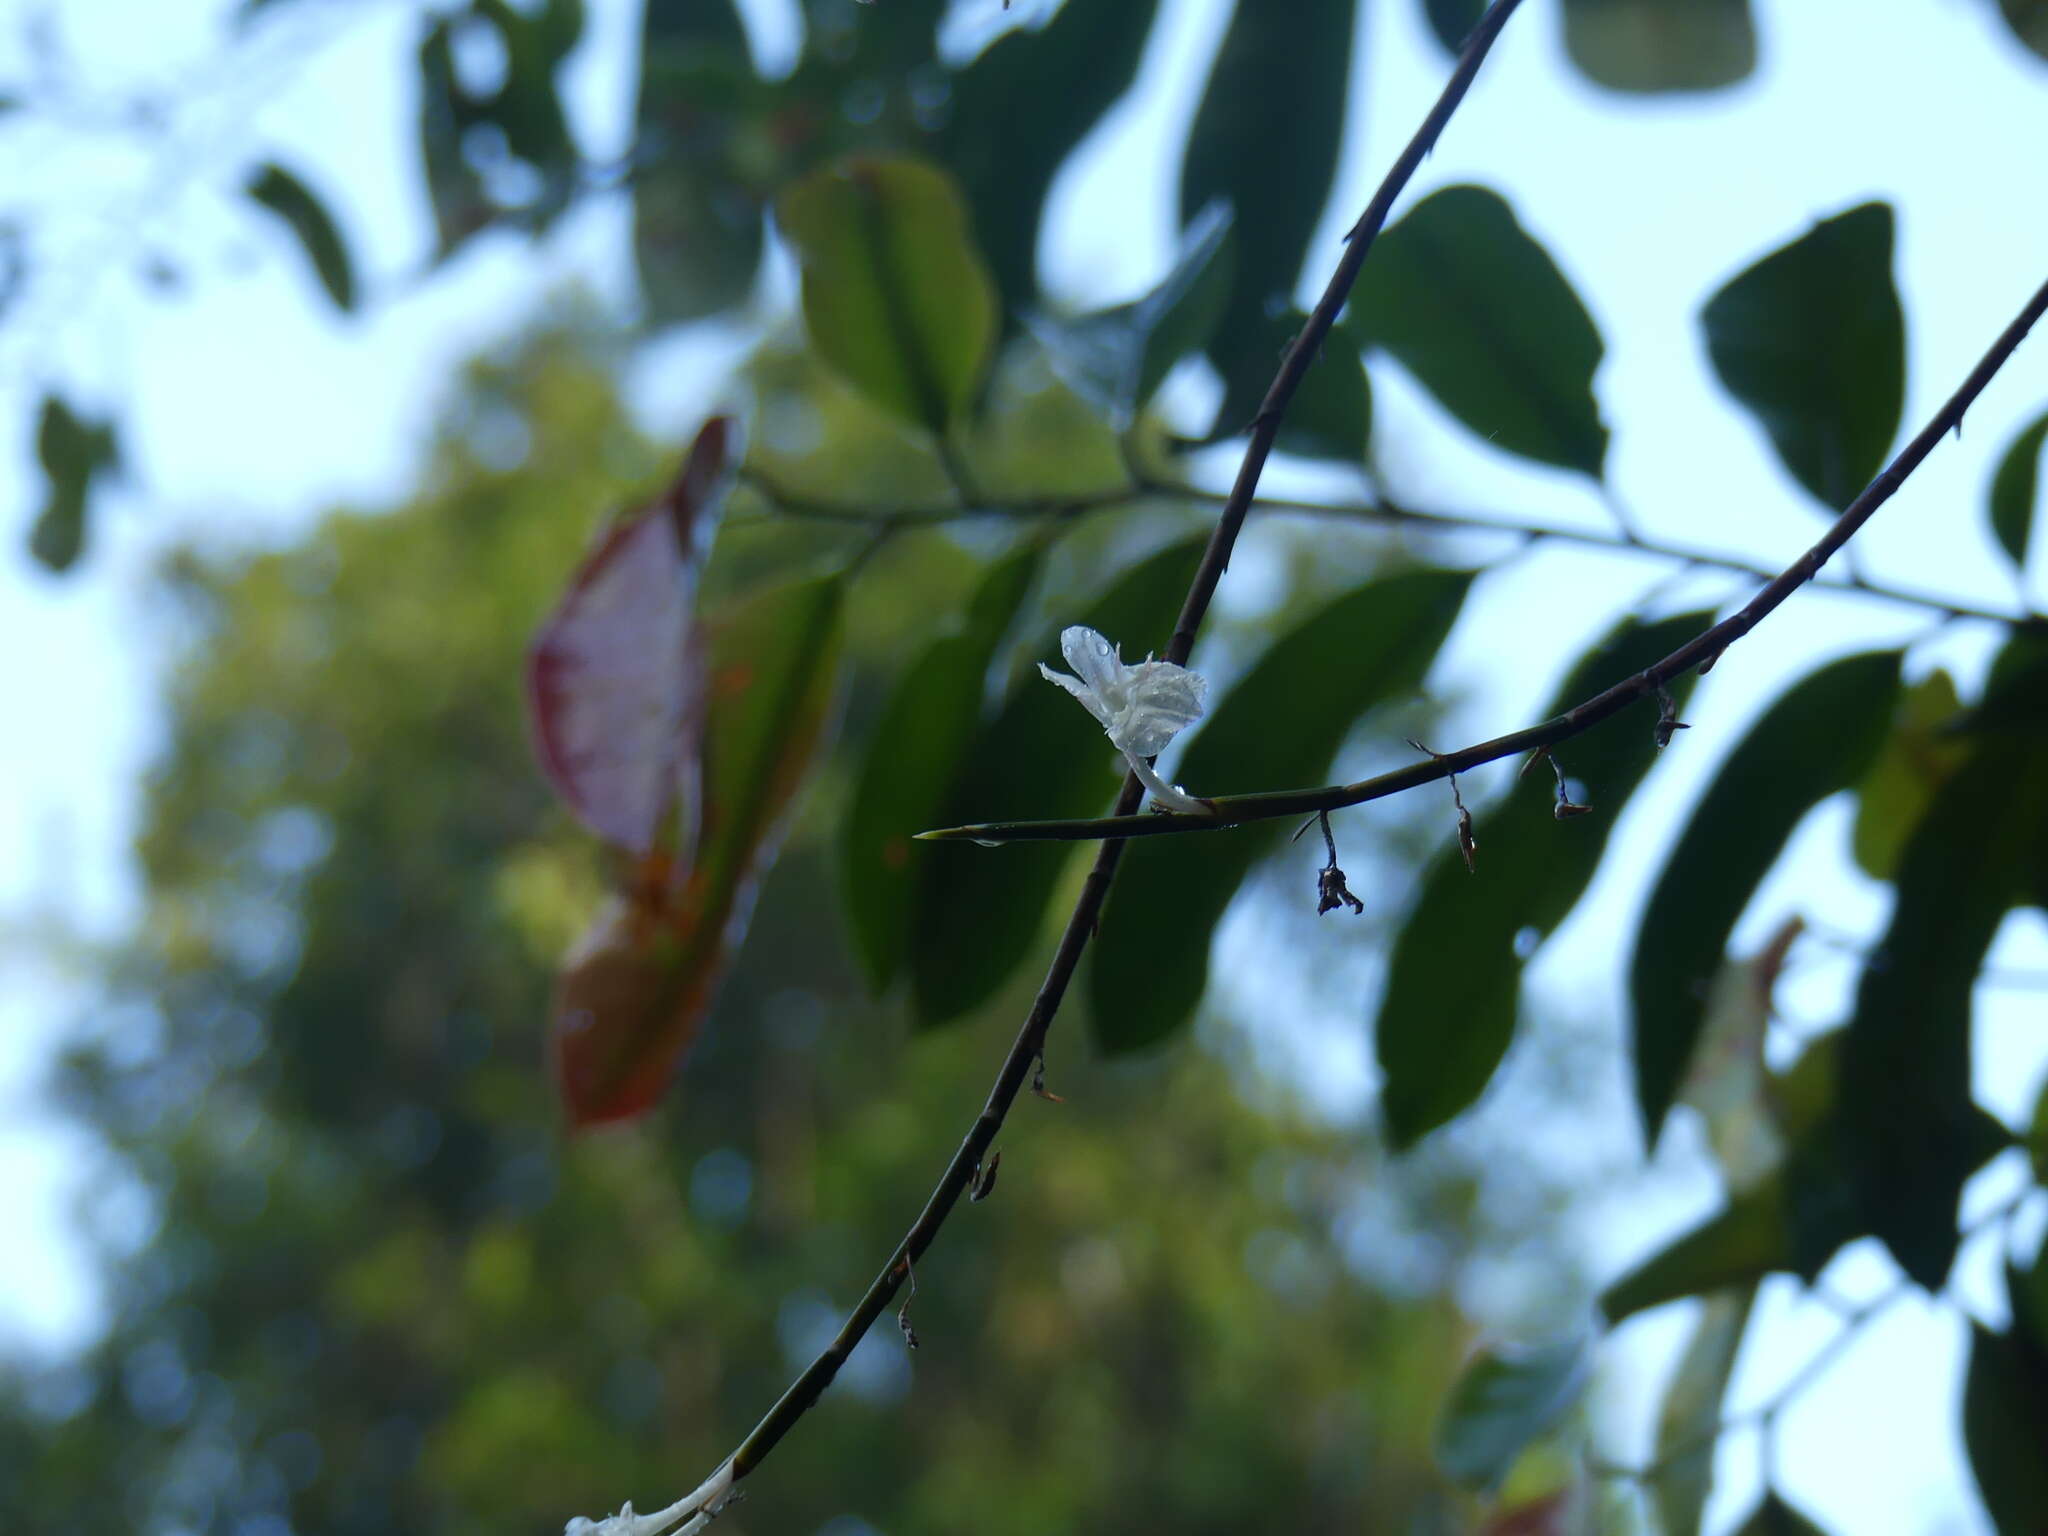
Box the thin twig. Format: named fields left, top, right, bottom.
left=739, top=469, right=2032, bottom=626
left=919, top=269, right=2048, bottom=846
left=625, top=3, right=1535, bottom=1523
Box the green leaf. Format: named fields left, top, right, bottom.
left=909, top=538, right=1205, bottom=1029
left=1090, top=569, right=1475, bottom=1054
left=1998, top=0, right=2048, bottom=65
left=1266, top=312, right=1374, bottom=462
left=1561, top=0, right=1757, bottom=93
left=1030, top=201, right=1236, bottom=431
left=632, top=0, right=764, bottom=324
left=1601, top=1177, right=1788, bottom=1323
left=1183, top=0, right=1356, bottom=437
left=417, top=20, right=493, bottom=257
left=1701, top=203, right=1904, bottom=511
left=1841, top=733, right=2048, bottom=1288
left=1964, top=1319, right=2048, bottom=1534
left=1420, top=0, right=1487, bottom=53
left=840, top=541, right=1044, bottom=996
left=1434, top=1335, right=1593, bottom=1493
left=1989, top=408, right=2048, bottom=574
left=416, top=1, right=580, bottom=260
left=778, top=157, right=999, bottom=437
left=1676, top=921, right=1802, bottom=1191
left=246, top=161, right=357, bottom=312
left=29, top=394, right=120, bottom=573
left=1734, top=1493, right=1833, bottom=1536
left=1850, top=669, right=1967, bottom=880
left=942, top=0, right=1160, bottom=313
left=1654, top=1286, right=1756, bottom=1536
left=553, top=575, right=845, bottom=1127
left=2030, top=1071, right=2048, bottom=1187
left=1347, top=184, right=1608, bottom=478
left=1376, top=609, right=1710, bottom=1149
left=1631, top=652, right=1901, bottom=1146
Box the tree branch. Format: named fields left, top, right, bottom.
left=594, top=2, right=1535, bottom=1527
left=920, top=269, right=2048, bottom=847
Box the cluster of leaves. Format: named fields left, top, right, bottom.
left=22, top=0, right=2048, bottom=572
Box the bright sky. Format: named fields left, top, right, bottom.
left=3, top=1, right=2047, bottom=1531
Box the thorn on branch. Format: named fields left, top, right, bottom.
left=970, top=1150, right=1002, bottom=1203
left=1408, top=738, right=1477, bottom=872
left=1653, top=683, right=1691, bottom=749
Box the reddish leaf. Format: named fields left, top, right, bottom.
left=526, top=416, right=738, bottom=855
left=553, top=574, right=845, bottom=1128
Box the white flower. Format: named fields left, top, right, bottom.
left=1039, top=625, right=1212, bottom=814
left=566, top=1462, right=736, bottom=1536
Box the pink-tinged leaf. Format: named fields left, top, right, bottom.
left=553, top=574, right=845, bottom=1129
left=526, top=416, right=739, bottom=855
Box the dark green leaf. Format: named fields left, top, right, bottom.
left=1850, top=669, right=1967, bottom=880
left=909, top=539, right=1205, bottom=1029
left=632, top=0, right=765, bottom=323
left=1183, top=0, right=1356, bottom=437
left=246, top=161, right=357, bottom=311
left=943, top=0, right=1160, bottom=313
left=777, top=157, right=999, bottom=436
left=1654, top=1286, right=1755, bottom=1536
left=418, top=21, right=486, bottom=257
left=1030, top=201, right=1236, bottom=431
left=29, top=394, right=120, bottom=573
left=1090, top=569, right=1475, bottom=1054
left=1998, top=0, right=2048, bottom=64
left=1989, top=408, right=2048, bottom=574
left=1734, top=1494, right=1832, bottom=1536
left=1561, top=0, right=1757, bottom=93
left=1631, top=652, right=1901, bottom=1146
left=473, top=0, right=578, bottom=190
left=1420, top=0, right=1487, bottom=53
left=1601, top=1176, right=1788, bottom=1323
left=1701, top=203, right=1904, bottom=511
left=1841, top=734, right=2048, bottom=1287
left=1434, top=1335, right=1593, bottom=1493
left=1377, top=609, right=1710, bottom=1149
left=840, top=541, right=1044, bottom=995
left=1348, top=184, right=1608, bottom=477
left=1964, top=1319, right=2048, bottom=1534
left=2031, top=1071, right=2048, bottom=1187
left=554, top=575, right=845, bottom=1127
left=1603, top=1073, right=2011, bottom=1321
left=1268, top=312, right=1374, bottom=461
left=416, top=2, right=580, bottom=260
